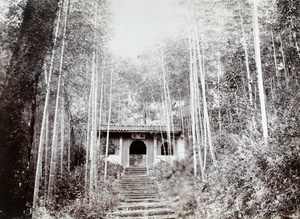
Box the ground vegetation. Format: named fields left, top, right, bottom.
left=0, top=0, right=299, bottom=218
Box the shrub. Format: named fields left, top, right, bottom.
left=149, top=159, right=197, bottom=217
left=150, top=132, right=300, bottom=218
left=36, top=161, right=123, bottom=218
left=196, top=132, right=300, bottom=218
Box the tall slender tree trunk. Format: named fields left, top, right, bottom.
left=195, top=28, right=216, bottom=165
left=44, top=112, right=49, bottom=194
left=60, top=94, right=65, bottom=175
left=192, top=27, right=205, bottom=178
left=217, top=56, right=222, bottom=132
left=240, top=13, right=253, bottom=105
left=271, top=30, right=279, bottom=89
left=48, top=81, right=61, bottom=202
left=188, top=30, right=197, bottom=178
left=32, top=2, right=62, bottom=212
left=67, top=104, right=71, bottom=173
left=279, top=34, right=289, bottom=89
left=90, top=2, right=99, bottom=195
left=85, top=85, right=92, bottom=192
left=161, top=48, right=172, bottom=162
left=290, top=20, right=300, bottom=58
left=48, top=0, right=70, bottom=201
left=89, top=55, right=95, bottom=200
left=253, top=0, right=268, bottom=146
left=104, top=69, right=113, bottom=182
left=97, top=66, right=104, bottom=174
left=89, top=50, right=98, bottom=199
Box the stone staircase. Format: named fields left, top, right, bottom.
left=105, top=167, right=177, bottom=218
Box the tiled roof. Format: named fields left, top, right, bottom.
left=100, top=124, right=181, bottom=134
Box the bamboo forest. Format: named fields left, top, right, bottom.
left=0, top=0, right=299, bottom=218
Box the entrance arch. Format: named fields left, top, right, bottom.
left=130, top=140, right=146, bottom=154
left=129, top=140, right=147, bottom=166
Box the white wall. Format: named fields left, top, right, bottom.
left=176, top=134, right=185, bottom=160
left=107, top=155, right=122, bottom=165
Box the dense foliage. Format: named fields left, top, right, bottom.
left=0, top=0, right=299, bottom=218
left=35, top=161, right=123, bottom=218
left=148, top=0, right=299, bottom=218
left=151, top=131, right=299, bottom=218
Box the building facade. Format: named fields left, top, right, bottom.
left=100, top=125, right=185, bottom=168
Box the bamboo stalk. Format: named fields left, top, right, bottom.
left=188, top=28, right=197, bottom=177
left=217, top=56, right=222, bottom=132
left=48, top=0, right=70, bottom=201
left=97, top=64, right=104, bottom=164
left=195, top=26, right=216, bottom=165
left=85, top=82, right=92, bottom=193
left=67, top=104, right=71, bottom=173
left=89, top=50, right=97, bottom=199
left=60, top=94, right=64, bottom=175
left=160, top=48, right=172, bottom=161
left=279, top=34, right=289, bottom=89
left=104, top=68, right=113, bottom=182
left=92, top=2, right=99, bottom=194
left=44, top=112, right=49, bottom=194
left=48, top=74, right=61, bottom=202
left=271, top=30, right=279, bottom=89
left=253, top=0, right=268, bottom=146
left=240, top=12, right=253, bottom=105
left=32, top=1, right=63, bottom=212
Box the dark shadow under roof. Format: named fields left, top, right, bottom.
left=100, top=124, right=181, bottom=134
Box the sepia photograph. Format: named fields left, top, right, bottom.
left=0, top=0, right=299, bottom=218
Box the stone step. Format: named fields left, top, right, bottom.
left=121, top=183, right=154, bottom=187
left=121, top=176, right=151, bottom=179
left=121, top=181, right=152, bottom=183
left=105, top=215, right=178, bottom=219
left=121, top=189, right=157, bottom=192
left=123, top=175, right=148, bottom=177
left=121, top=183, right=154, bottom=186
left=121, top=181, right=152, bottom=184
left=121, top=185, right=156, bottom=188
left=121, top=180, right=152, bottom=182
left=120, top=183, right=157, bottom=189
left=123, top=191, right=157, bottom=194
left=118, top=203, right=170, bottom=211
left=124, top=168, right=147, bottom=175
left=125, top=168, right=147, bottom=171
left=122, top=179, right=150, bottom=181
left=125, top=170, right=147, bottom=173
left=121, top=180, right=152, bottom=183
left=122, top=191, right=157, bottom=197
left=109, top=167, right=176, bottom=219
left=122, top=198, right=160, bottom=203
left=124, top=195, right=157, bottom=199
left=121, top=188, right=156, bottom=192
left=125, top=169, right=147, bottom=171
left=126, top=167, right=147, bottom=170
left=121, top=179, right=152, bottom=181
left=110, top=208, right=176, bottom=217
left=124, top=172, right=147, bottom=175
left=123, top=194, right=157, bottom=198
left=122, top=174, right=149, bottom=177
left=121, top=184, right=154, bottom=188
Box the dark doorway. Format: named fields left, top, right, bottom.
left=130, top=140, right=147, bottom=154
left=129, top=140, right=147, bottom=167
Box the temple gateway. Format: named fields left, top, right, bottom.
left=100, top=125, right=185, bottom=168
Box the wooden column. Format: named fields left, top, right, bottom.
left=153, top=135, right=157, bottom=163
left=119, top=134, right=123, bottom=165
